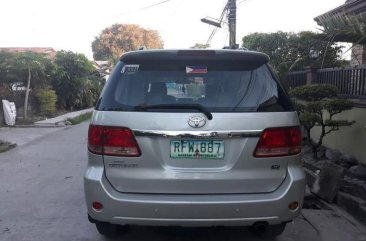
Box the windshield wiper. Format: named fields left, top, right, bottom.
left=135, top=104, right=213, bottom=120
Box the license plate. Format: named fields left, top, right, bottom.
left=170, top=140, right=224, bottom=159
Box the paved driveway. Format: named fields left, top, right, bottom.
left=0, top=122, right=364, bottom=241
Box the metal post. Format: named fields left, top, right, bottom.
left=228, top=0, right=237, bottom=49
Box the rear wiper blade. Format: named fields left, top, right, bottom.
left=135, top=104, right=213, bottom=120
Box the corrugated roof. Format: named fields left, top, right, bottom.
left=315, top=0, right=366, bottom=20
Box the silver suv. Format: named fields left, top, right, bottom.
left=84, top=49, right=305, bottom=238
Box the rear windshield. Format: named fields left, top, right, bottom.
left=97, top=61, right=292, bottom=112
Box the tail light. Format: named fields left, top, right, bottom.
left=254, top=126, right=301, bottom=157
left=88, top=125, right=141, bottom=157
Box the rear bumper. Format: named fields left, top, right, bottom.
left=84, top=164, right=305, bottom=227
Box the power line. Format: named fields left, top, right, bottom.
left=238, top=0, right=250, bottom=5
left=119, top=0, right=175, bottom=16
left=206, top=3, right=228, bottom=45
left=148, top=0, right=184, bottom=28
left=223, top=31, right=229, bottom=46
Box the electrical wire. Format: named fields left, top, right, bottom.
left=206, top=3, right=228, bottom=45
left=205, top=0, right=253, bottom=46
left=223, top=31, right=229, bottom=47
left=207, top=27, right=219, bottom=46
left=156, top=0, right=185, bottom=28
left=119, top=0, right=175, bottom=16
left=238, top=0, right=250, bottom=5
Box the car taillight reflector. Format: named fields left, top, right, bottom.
left=88, top=125, right=103, bottom=154
left=92, top=201, right=103, bottom=210
left=88, top=125, right=141, bottom=157
left=254, top=127, right=301, bottom=157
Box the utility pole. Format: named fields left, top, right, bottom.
left=228, top=0, right=237, bottom=49
left=201, top=0, right=238, bottom=48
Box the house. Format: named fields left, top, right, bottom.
left=314, top=0, right=366, bottom=66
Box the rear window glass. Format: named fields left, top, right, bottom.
left=97, top=61, right=292, bottom=112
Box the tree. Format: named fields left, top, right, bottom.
left=35, top=89, right=57, bottom=116
left=12, top=52, right=52, bottom=119
left=0, top=51, right=16, bottom=99
left=51, top=51, right=95, bottom=110
left=0, top=51, right=53, bottom=119
left=290, top=84, right=355, bottom=158
left=191, top=43, right=210, bottom=49
left=242, top=31, right=347, bottom=82
left=80, top=76, right=104, bottom=109
left=92, top=24, right=163, bottom=63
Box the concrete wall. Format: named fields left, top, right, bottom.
left=311, top=107, right=366, bottom=164
left=351, top=44, right=366, bottom=67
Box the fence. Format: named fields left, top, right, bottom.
left=288, top=65, right=366, bottom=98
left=316, top=67, right=366, bottom=97
left=287, top=70, right=307, bottom=88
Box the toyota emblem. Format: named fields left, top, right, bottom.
left=188, top=116, right=206, bottom=128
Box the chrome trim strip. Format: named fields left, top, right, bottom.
left=133, top=130, right=262, bottom=138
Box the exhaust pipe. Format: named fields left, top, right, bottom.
left=251, top=221, right=269, bottom=235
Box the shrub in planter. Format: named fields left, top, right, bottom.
left=35, top=89, right=57, bottom=117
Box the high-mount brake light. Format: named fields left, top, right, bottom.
left=177, top=50, right=215, bottom=56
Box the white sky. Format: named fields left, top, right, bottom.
left=0, top=0, right=346, bottom=59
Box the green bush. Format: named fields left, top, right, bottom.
left=289, top=84, right=337, bottom=101
left=290, top=84, right=355, bottom=158
left=80, top=78, right=104, bottom=109
left=67, top=112, right=92, bottom=125
left=35, top=89, right=57, bottom=116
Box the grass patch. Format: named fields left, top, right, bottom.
left=66, top=112, right=92, bottom=125
left=16, top=118, right=35, bottom=125
left=0, top=140, right=16, bottom=153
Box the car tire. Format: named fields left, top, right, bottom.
left=95, top=222, right=128, bottom=238
left=250, top=222, right=286, bottom=237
